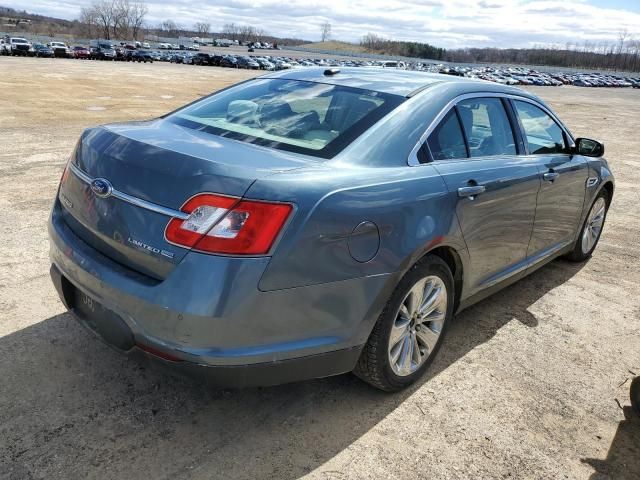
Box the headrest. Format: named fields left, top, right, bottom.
left=226, top=100, right=258, bottom=124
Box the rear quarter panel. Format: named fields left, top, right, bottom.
left=247, top=164, right=468, bottom=292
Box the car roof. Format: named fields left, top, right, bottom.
left=262, top=67, right=515, bottom=97
left=263, top=67, right=545, bottom=105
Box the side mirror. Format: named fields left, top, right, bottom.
left=574, top=137, right=604, bottom=157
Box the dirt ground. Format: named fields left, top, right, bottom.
left=0, top=56, right=639, bottom=480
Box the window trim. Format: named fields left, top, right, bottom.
left=453, top=106, right=471, bottom=158
left=502, top=98, right=527, bottom=155
left=408, top=92, right=575, bottom=166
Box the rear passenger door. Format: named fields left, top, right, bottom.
left=510, top=100, right=588, bottom=261
left=423, top=96, right=541, bottom=296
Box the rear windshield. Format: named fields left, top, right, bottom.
left=168, top=78, right=404, bottom=159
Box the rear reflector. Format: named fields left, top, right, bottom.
left=136, top=342, right=184, bottom=362
left=165, top=193, right=292, bottom=255
left=60, top=161, right=70, bottom=185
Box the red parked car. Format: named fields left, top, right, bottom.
left=72, top=46, right=90, bottom=59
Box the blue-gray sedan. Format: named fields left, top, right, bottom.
left=49, top=68, right=614, bottom=391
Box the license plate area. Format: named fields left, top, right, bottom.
left=75, top=291, right=104, bottom=318
left=72, top=289, right=135, bottom=352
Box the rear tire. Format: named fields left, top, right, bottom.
left=353, top=255, right=454, bottom=392
left=566, top=190, right=609, bottom=262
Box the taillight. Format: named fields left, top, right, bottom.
left=165, top=193, right=293, bottom=255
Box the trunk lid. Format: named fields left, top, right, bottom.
left=59, top=119, right=313, bottom=279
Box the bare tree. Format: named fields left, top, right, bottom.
left=217, top=24, right=266, bottom=44
left=78, top=0, right=147, bottom=40
left=195, top=22, right=210, bottom=36
left=128, top=0, right=148, bottom=40
left=238, top=25, right=257, bottom=43
left=320, top=20, right=331, bottom=42
left=629, top=39, right=640, bottom=72
left=222, top=22, right=239, bottom=41
left=161, top=19, right=178, bottom=37
left=79, top=6, right=98, bottom=38
left=92, top=0, right=115, bottom=39
left=254, top=28, right=267, bottom=42
left=111, top=0, right=128, bottom=39
left=360, top=32, right=385, bottom=50
left=618, top=29, right=629, bottom=55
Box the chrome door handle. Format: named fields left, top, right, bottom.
left=543, top=171, right=560, bottom=182
left=458, top=185, right=486, bottom=198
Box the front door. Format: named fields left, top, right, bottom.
left=510, top=99, right=588, bottom=261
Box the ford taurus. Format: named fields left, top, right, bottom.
left=49, top=68, right=614, bottom=391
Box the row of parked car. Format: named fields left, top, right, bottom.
left=0, top=36, right=71, bottom=57
left=4, top=35, right=640, bottom=88
left=0, top=37, right=156, bottom=62
left=168, top=54, right=640, bottom=87
left=435, top=65, right=640, bottom=88
left=167, top=54, right=415, bottom=69
left=167, top=52, right=301, bottom=69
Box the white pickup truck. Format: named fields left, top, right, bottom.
left=2, top=37, right=33, bottom=56
left=48, top=41, right=71, bottom=57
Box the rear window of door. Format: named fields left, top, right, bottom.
left=426, top=109, right=467, bottom=161
left=457, top=98, right=516, bottom=157
left=513, top=100, right=567, bottom=155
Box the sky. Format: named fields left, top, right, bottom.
left=9, top=0, right=640, bottom=48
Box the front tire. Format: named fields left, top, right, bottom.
left=354, top=255, right=454, bottom=392
left=566, top=190, right=609, bottom=262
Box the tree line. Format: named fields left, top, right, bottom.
left=358, top=31, right=640, bottom=73
left=1, top=4, right=305, bottom=45
left=153, top=20, right=305, bottom=45
left=444, top=38, right=640, bottom=73
left=360, top=33, right=445, bottom=60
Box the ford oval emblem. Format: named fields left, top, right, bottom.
left=90, top=178, right=113, bottom=198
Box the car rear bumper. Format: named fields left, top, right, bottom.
left=50, top=263, right=361, bottom=387
left=48, top=200, right=391, bottom=384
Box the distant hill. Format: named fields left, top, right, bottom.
left=1, top=6, right=75, bottom=28
left=0, top=5, right=80, bottom=39
left=301, top=41, right=369, bottom=54
left=302, top=39, right=445, bottom=61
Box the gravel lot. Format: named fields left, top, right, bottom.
left=0, top=57, right=639, bottom=480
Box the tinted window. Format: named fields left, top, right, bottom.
left=168, top=79, right=403, bottom=159
left=457, top=98, right=516, bottom=157
left=426, top=109, right=467, bottom=161
left=513, top=100, right=567, bottom=154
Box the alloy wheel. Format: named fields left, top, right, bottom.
left=388, top=275, right=447, bottom=376
left=582, top=197, right=606, bottom=254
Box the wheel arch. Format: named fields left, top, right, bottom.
left=418, top=245, right=464, bottom=312
left=600, top=180, right=614, bottom=205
